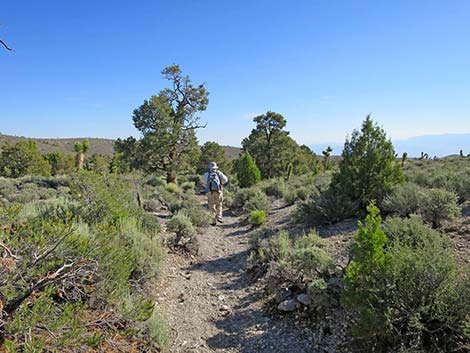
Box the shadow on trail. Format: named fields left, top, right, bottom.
left=206, top=303, right=314, bottom=353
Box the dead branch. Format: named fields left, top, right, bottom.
left=32, top=226, right=76, bottom=266
left=0, top=39, right=12, bottom=51
left=5, top=260, right=82, bottom=314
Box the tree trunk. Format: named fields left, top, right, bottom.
left=76, top=153, right=85, bottom=170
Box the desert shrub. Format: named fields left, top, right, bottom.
left=144, top=308, right=170, bottom=350
left=383, top=215, right=449, bottom=248
left=235, top=151, right=261, bottom=188
left=151, top=186, right=181, bottom=213
left=293, top=188, right=358, bottom=225
left=343, top=204, right=470, bottom=351
left=232, top=187, right=270, bottom=213
left=261, top=178, right=287, bottom=198
left=0, top=177, right=16, bottom=197
left=418, top=188, right=460, bottom=227
left=145, top=176, right=166, bottom=187
left=222, top=188, right=235, bottom=209
left=284, top=184, right=319, bottom=205
left=257, top=230, right=291, bottom=263
left=249, top=210, right=267, bottom=226
left=164, top=182, right=181, bottom=194
left=167, top=213, right=196, bottom=238
left=383, top=182, right=423, bottom=217
left=180, top=181, right=196, bottom=192
left=70, top=171, right=141, bottom=224
left=232, top=187, right=258, bottom=209
left=143, top=198, right=162, bottom=212
left=243, top=190, right=270, bottom=214
left=290, top=232, right=333, bottom=277
left=178, top=206, right=212, bottom=228
left=141, top=212, right=161, bottom=235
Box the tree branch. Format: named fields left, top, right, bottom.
left=0, top=39, right=12, bottom=51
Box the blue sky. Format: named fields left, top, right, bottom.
left=1, top=0, right=469, bottom=147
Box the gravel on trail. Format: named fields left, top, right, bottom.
left=155, top=207, right=319, bottom=353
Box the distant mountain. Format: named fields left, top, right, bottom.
left=0, top=134, right=242, bottom=160
left=311, top=133, right=470, bottom=158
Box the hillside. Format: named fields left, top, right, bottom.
left=0, top=134, right=242, bottom=159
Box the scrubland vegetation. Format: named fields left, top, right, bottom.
left=1, top=65, right=469, bottom=352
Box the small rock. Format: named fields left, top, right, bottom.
left=297, top=293, right=311, bottom=306
left=220, top=304, right=230, bottom=311
left=218, top=295, right=225, bottom=301
left=278, top=299, right=300, bottom=312
left=275, top=288, right=293, bottom=303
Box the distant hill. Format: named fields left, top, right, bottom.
left=311, top=133, right=470, bottom=158
left=0, top=134, right=115, bottom=156
left=0, top=134, right=242, bottom=160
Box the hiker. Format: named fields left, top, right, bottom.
left=203, top=162, right=228, bottom=226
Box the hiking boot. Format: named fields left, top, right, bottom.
left=217, top=218, right=224, bottom=224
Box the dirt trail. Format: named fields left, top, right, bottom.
left=155, top=205, right=317, bottom=353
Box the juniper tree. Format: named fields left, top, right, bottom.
left=242, top=111, right=304, bottom=179
left=197, top=141, right=229, bottom=174
left=331, top=115, right=404, bottom=210
left=131, top=65, right=208, bottom=183
left=236, top=151, right=261, bottom=188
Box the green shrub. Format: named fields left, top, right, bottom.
left=70, top=171, right=141, bottom=225
left=249, top=210, right=267, bottom=226
left=419, top=188, right=460, bottom=227
left=145, top=176, right=166, bottom=187
left=180, top=181, right=196, bottom=192
left=178, top=207, right=212, bottom=228
left=293, top=189, right=358, bottom=225
left=164, top=182, right=181, bottom=194
left=343, top=202, right=391, bottom=336
left=144, top=308, right=170, bottom=350
left=291, top=232, right=333, bottom=277
left=383, top=215, right=449, bottom=249
left=383, top=182, right=423, bottom=217
left=141, top=212, right=161, bottom=235
left=232, top=187, right=258, bottom=209
left=243, top=190, right=270, bottom=213
left=167, top=213, right=196, bottom=238
left=261, top=178, right=287, bottom=198
left=257, top=230, right=291, bottom=263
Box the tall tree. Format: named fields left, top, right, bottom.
left=242, top=111, right=297, bottom=179
left=131, top=65, right=208, bottom=182
left=74, top=140, right=90, bottom=170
